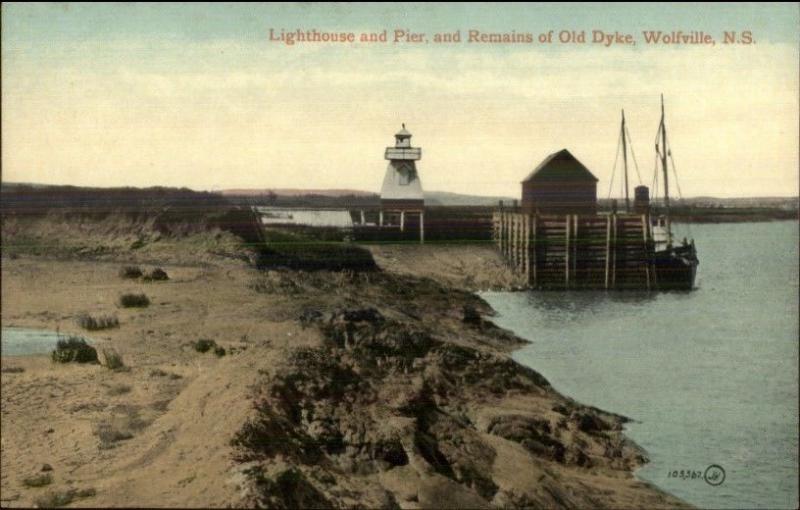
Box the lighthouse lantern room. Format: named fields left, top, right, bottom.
left=380, top=124, right=425, bottom=242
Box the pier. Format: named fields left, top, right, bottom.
left=493, top=208, right=656, bottom=290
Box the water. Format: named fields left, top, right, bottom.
left=482, top=222, right=799, bottom=509
left=1, top=328, right=81, bottom=356
left=256, top=207, right=354, bottom=227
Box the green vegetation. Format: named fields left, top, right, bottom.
left=119, top=266, right=143, bottom=279
left=143, top=267, right=169, bottom=281
left=51, top=337, right=99, bottom=364
left=118, top=293, right=150, bottom=308
left=258, top=227, right=376, bottom=271
left=34, top=488, right=96, bottom=508
left=76, top=313, right=119, bottom=331
left=192, top=338, right=226, bottom=357
left=192, top=338, right=216, bottom=353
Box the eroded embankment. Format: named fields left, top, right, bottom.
left=228, top=270, right=684, bottom=509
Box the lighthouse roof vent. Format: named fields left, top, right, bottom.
left=395, top=123, right=412, bottom=138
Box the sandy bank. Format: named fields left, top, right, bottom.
left=1, top=231, right=687, bottom=508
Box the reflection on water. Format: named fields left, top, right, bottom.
left=515, top=291, right=658, bottom=322
left=483, top=222, right=799, bottom=509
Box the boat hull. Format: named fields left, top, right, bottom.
left=653, top=244, right=698, bottom=290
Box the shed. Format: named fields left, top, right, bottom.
left=521, top=149, right=598, bottom=214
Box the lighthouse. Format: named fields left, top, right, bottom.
left=380, top=124, right=425, bottom=242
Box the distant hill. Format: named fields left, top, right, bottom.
left=220, top=188, right=376, bottom=198
left=4, top=182, right=796, bottom=210
left=423, top=191, right=515, bottom=207
left=219, top=188, right=515, bottom=207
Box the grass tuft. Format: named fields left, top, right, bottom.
left=76, top=313, right=119, bottom=331
left=100, top=348, right=125, bottom=370
left=142, top=267, right=169, bottom=281
left=22, top=473, right=53, bottom=488
left=51, top=337, right=98, bottom=364
left=192, top=338, right=226, bottom=356
left=118, top=293, right=150, bottom=308
left=119, top=266, right=143, bottom=279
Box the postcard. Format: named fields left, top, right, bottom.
left=1, top=3, right=798, bottom=509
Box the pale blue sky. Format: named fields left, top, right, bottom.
left=2, top=3, right=798, bottom=197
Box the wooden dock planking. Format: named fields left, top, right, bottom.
left=495, top=210, right=656, bottom=290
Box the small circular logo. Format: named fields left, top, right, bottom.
left=703, top=464, right=726, bottom=486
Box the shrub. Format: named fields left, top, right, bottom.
left=192, top=338, right=217, bottom=353
left=119, top=266, right=143, bottom=279
left=34, top=491, right=73, bottom=508
left=100, top=348, right=125, bottom=370
left=119, top=293, right=150, bottom=308
left=51, top=337, right=98, bottom=364
left=191, top=339, right=226, bottom=356
left=34, top=488, right=96, bottom=508
left=256, top=228, right=377, bottom=271
left=143, top=267, right=169, bottom=281
left=22, top=473, right=53, bottom=487
left=1, top=366, right=24, bottom=374
left=76, top=313, right=119, bottom=331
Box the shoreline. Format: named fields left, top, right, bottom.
left=1, top=235, right=689, bottom=508
left=474, top=293, right=677, bottom=503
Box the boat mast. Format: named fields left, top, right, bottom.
left=621, top=109, right=630, bottom=212
left=660, top=94, right=672, bottom=245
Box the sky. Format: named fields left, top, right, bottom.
left=2, top=2, right=799, bottom=198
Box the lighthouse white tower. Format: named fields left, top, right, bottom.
left=380, top=124, right=425, bottom=242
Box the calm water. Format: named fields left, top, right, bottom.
left=483, top=222, right=799, bottom=509
left=1, top=328, right=80, bottom=356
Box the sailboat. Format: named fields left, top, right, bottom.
left=650, top=95, right=699, bottom=290
left=614, top=96, right=699, bottom=290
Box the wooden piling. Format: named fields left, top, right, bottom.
left=531, top=216, right=537, bottom=288
left=494, top=210, right=654, bottom=291
left=565, top=215, right=571, bottom=288
left=611, top=214, right=617, bottom=289
left=604, top=214, right=611, bottom=289
left=572, top=214, right=579, bottom=282
left=524, top=214, right=531, bottom=283
left=641, top=214, right=650, bottom=290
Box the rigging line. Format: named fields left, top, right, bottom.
left=607, top=128, right=622, bottom=200
left=652, top=120, right=663, bottom=206
left=651, top=152, right=659, bottom=204
left=624, top=124, right=644, bottom=185
left=665, top=132, right=684, bottom=200
left=665, top=132, right=692, bottom=238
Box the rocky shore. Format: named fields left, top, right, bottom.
left=1, top=215, right=688, bottom=508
